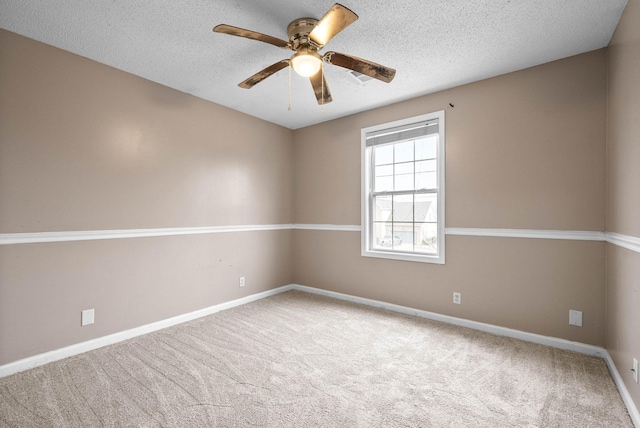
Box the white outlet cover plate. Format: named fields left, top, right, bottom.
left=453, top=292, right=461, bottom=304
left=569, top=310, right=583, bottom=327
left=634, top=358, right=639, bottom=383
left=81, top=309, right=94, bottom=326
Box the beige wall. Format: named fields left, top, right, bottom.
left=0, top=30, right=294, bottom=364
left=1, top=16, right=636, bottom=417
left=294, top=50, right=606, bottom=230
left=0, top=30, right=293, bottom=232
left=294, top=50, right=608, bottom=346
left=0, top=232, right=292, bottom=364
left=606, top=0, right=640, bottom=410
left=295, top=231, right=605, bottom=345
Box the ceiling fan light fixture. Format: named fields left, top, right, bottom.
left=291, top=50, right=322, bottom=77
left=214, top=3, right=395, bottom=105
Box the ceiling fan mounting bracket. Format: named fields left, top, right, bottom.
left=287, top=18, right=321, bottom=50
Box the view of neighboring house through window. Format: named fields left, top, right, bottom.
left=361, top=111, right=445, bottom=264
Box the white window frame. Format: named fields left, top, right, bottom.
left=361, top=111, right=445, bottom=264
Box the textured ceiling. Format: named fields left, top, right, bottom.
left=0, top=0, right=628, bottom=129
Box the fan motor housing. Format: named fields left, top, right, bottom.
left=287, top=18, right=319, bottom=49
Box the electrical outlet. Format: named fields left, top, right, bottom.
left=81, top=309, right=94, bottom=326
left=569, top=310, right=583, bottom=327
left=633, top=358, right=638, bottom=383
left=239, top=277, right=245, bottom=287
left=453, top=292, right=461, bottom=304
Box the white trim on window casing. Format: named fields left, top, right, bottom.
left=361, top=111, right=446, bottom=264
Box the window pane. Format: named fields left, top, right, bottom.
left=415, top=172, right=437, bottom=190
left=415, top=159, right=436, bottom=173
left=395, top=174, right=413, bottom=191
left=373, top=195, right=393, bottom=222
left=375, top=176, right=393, bottom=192
left=374, top=145, right=393, bottom=165
left=415, top=136, right=437, bottom=160
left=415, top=194, right=437, bottom=222
left=415, top=223, right=438, bottom=253
left=376, top=164, right=393, bottom=177
left=394, top=141, right=414, bottom=163
left=373, top=222, right=393, bottom=249
left=394, top=161, right=415, bottom=192
left=393, top=223, right=414, bottom=251
left=395, top=162, right=414, bottom=175
left=374, top=165, right=393, bottom=192
left=393, top=194, right=413, bottom=222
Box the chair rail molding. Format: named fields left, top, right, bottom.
left=3, top=225, right=638, bottom=255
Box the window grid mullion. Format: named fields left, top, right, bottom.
left=370, top=147, right=375, bottom=249
left=413, top=142, right=416, bottom=252
left=371, top=189, right=437, bottom=197
left=392, top=195, right=397, bottom=251
left=412, top=193, right=416, bottom=252
left=391, top=146, right=395, bottom=250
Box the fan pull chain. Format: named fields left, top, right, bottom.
left=288, top=65, right=292, bottom=111
left=321, top=64, right=325, bottom=114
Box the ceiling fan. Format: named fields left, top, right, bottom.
left=213, top=3, right=396, bottom=105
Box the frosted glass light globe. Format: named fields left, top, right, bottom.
left=291, top=51, right=322, bottom=77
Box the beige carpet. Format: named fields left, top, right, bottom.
left=0, top=290, right=633, bottom=427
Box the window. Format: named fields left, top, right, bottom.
left=361, top=111, right=445, bottom=264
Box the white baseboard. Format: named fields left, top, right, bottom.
left=603, top=350, right=640, bottom=427
left=1, top=283, right=637, bottom=427
left=0, top=285, right=294, bottom=378
left=291, top=285, right=605, bottom=356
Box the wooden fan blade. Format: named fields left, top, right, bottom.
left=309, top=3, right=358, bottom=47
left=239, top=60, right=290, bottom=89
left=309, top=69, right=333, bottom=105
left=323, top=51, right=396, bottom=83
left=213, top=24, right=290, bottom=49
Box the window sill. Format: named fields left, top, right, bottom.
left=361, top=249, right=445, bottom=264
